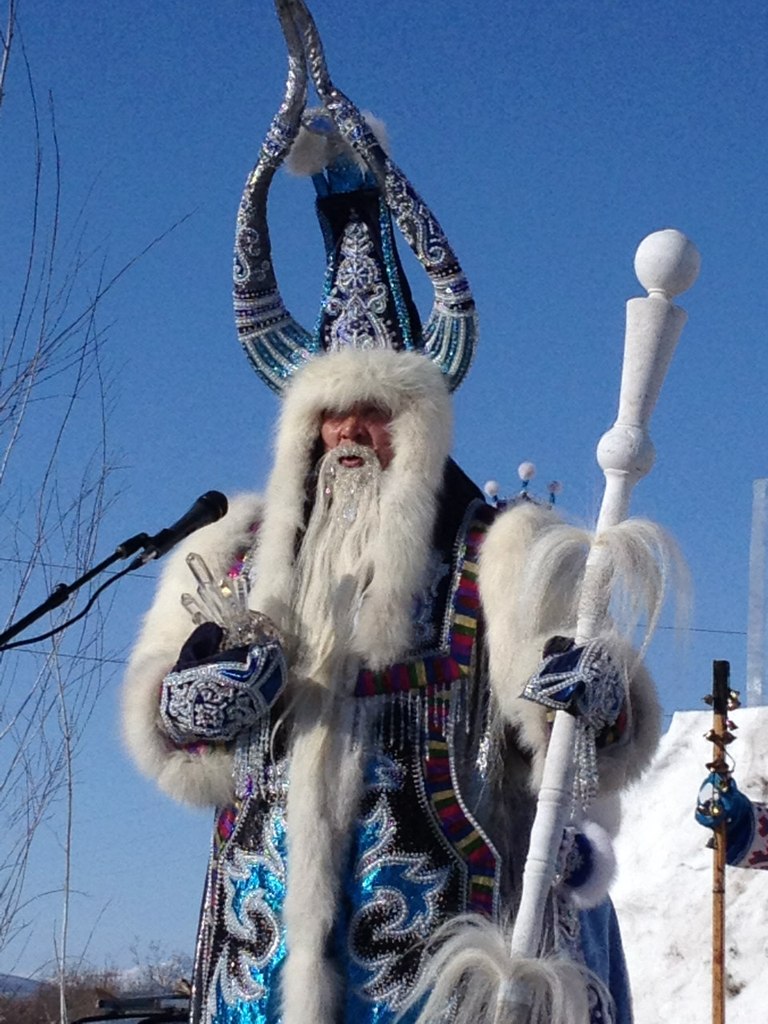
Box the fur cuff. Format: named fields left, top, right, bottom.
left=560, top=820, right=617, bottom=909
left=122, top=494, right=263, bottom=807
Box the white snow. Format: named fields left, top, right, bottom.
left=614, top=707, right=768, bottom=1023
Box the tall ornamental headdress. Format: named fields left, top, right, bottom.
left=233, top=0, right=478, bottom=394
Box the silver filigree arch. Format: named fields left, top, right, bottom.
left=233, top=0, right=478, bottom=394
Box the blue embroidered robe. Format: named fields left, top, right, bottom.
left=188, top=467, right=633, bottom=1024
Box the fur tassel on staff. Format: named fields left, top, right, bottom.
left=408, top=230, right=700, bottom=1024
left=700, top=660, right=741, bottom=1024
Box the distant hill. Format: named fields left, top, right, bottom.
left=0, top=972, right=44, bottom=997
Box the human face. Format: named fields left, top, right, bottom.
left=319, top=403, right=394, bottom=469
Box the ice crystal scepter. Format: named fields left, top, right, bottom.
left=181, top=552, right=281, bottom=648
left=504, top=229, right=701, bottom=1012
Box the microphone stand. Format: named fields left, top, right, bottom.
left=0, top=490, right=229, bottom=652
left=0, top=531, right=150, bottom=651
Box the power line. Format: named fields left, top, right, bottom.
left=656, top=624, right=747, bottom=637
left=0, top=554, right=157, bottom=580
left=1, top=646, right=127, bottom=666
left=1, top=623, right=749, bottom=672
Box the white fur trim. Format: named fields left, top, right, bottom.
left=479, top=501, right=584, bottom=778
left=404, top=914, right=596, bottom=1024
left=281, top=696, right=365, bottom=1024
left=479, top=502, right=662, bottom=794
left=286, top=109, right=390, bottom=177
left=122, top=494, right=263, bottom=807
left=564, top=820, right=617, bottom=910
left=249, top=348, right=452, bottom=669
left=597, top=649, right=661, bottom=791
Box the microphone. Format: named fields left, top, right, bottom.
left=135, top=491, right=229, bottom=565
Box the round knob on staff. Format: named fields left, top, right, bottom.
left=595, top=228, right=701, bottom=532
left=634, top=228, right=701, bottom=300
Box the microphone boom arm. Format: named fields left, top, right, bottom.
left=0, top=491, right=228, bottom=651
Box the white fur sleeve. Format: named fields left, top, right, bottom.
left=479, top=502, right=662, bottom=794
left=122, top=494, right=263, bottom=808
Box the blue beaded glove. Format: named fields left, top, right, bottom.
left=695, top=773, right=754, bottom=865
left=160, top=622, right=285, bottom=745
left=172, top=621, right=233, bottom=669
left=523, top=637, right=627, bottom=808
left=523, top=636, right=625, bottom=727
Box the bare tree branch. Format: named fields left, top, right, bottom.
left=0, top=7, right=186, bottom=975
left=0, top=0, right=17, bottom=115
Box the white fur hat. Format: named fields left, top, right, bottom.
left=248, top=348, right=453, bottom=668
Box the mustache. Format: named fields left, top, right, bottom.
left=324, top=442, right=378, bottom=467
left=302, top=443, right=382, bottom=531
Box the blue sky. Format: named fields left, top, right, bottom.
left=2, top=0, right=767, bottom=979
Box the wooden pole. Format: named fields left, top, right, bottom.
left=709, top=659, right=730, bottom=1024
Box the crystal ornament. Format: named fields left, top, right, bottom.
left=181, top=591, right=205, bottom=627
left=181, top=552, right=280, bottom=648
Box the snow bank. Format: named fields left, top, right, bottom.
left=614, top=707, right=768, bottom=1023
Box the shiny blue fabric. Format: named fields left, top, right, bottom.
left=208, top=810, right=288, bottom=1023
left=579, top=900, right=633, bottom=1024
left=339, top=753, right=450, bottom=1024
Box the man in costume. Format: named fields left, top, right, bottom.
left=123, top=3, right=664, bottom=1022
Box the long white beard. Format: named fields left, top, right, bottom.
left=282, top=446, right=382, bottom=1024
left=290, top=442, right=383, bottom=688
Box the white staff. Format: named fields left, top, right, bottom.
left=506, top=228, right=701, bottom=1011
